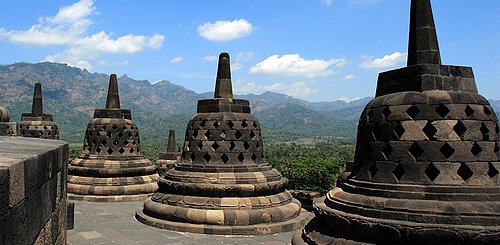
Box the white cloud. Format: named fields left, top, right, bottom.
left=250, top=54, right=347, bottom=77
left=235, top=80, right=319, bottom=99
left=202, top=55, right=218, bottom=62
left=337, top=96, right=361, bottom=102
left=322, top=0, right=334, bottom=6
left=235, top=52, right=254, bottom=62
left=169, top=56, right=184, bottom=64
left=342, top=74, right=355, bottom=80
left=0, top=0, right=165, bottom=70
left=360, top=52, right=407, bottom=69
left=232, top=62, right=243, bottom=72
left=197, top=19, right=253, bottom=41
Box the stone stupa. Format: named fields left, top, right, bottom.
left=293, top=0, right=500, bottom=244
left=67, top=74, right=159, bottom=202
left=19, top=83, right=59, bottom=139
left=136, top=52, right=309, bottom=235
left=157, top=129, right=181, bottom=176
left=0, top=106, right=17, bottom=136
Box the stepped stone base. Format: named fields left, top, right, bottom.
left=136, top=202, right=310, bottom=235
left=68, top=193, right=153, bottom=202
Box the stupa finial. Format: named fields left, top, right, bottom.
left=407, top=0, right=441, bottom=66
left=31, top=83, right=43, bottom=116
left=167, top=130, right=176, bottom=152
left=214, top=52, right=233, bottom=100
left=105, top=74, right=120, bottom=109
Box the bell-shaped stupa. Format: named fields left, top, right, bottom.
left=0, top=106, right=17, bottom=136
left=19, top=83, right=59, bottom=139
left=67, top=74, right=159, bottom=202
left=136, top=52, right=308, bottom=235
left=293, top=0, right=500, bottom=244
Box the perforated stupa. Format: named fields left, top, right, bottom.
left=19, top=83, right=59, bottom=139
left=67, top=74, right=159, bottom=201
left=293, top=0, right=500, bottom=244
left=136, top=52, right=309, bottom=235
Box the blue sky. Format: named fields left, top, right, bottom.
left=0, top=0, right=498, bottom=102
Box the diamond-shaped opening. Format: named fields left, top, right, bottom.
left=131, top=126, right=135, bottom=130
left=480, top=123, right=490, bottom=141
left=198, top=141, right=203, bottom=150
left=425, top=163, right=440, bottom=181
left=392, top=164, right=405, bottom=181
left=471, top=142, right=483, bottom=156
left=30, top=131, right=35, bottom=135
left=122, top=125, right=127, bottom=130
left=94, top=125, right=98, bottom=130
left=101, top=139, right=107, bottom=145
left=409, top=142, right=424, bottom=160
left=241, top=120, right=248, bottom=128
left=227, top=121, right=234, bottom=128
left=128, top=132, right=133, bottom=137
left=382, top=107, right=391, bottom=121
left=107, top=148, right=113, bottom=155
left=256, top=141, right=261, bottom=149
left=457, top=163, right=473, bottom=181
left=465, top=105, right=475, bottom=117
left=113, top=140, right=119, bottom=146
left=249, top=131, right=256, bottom=139
left=440, top=143, right=455, bottom=159
left=253, top=121, right=258, bottom=128
left=137, top=146, right=141, bottom=153
left=237, top=153, right=245, bottom=162
left=43, top=126, right=48, bottom=130
left=221, top=153, right=229, bottom=164
left=229, top=141, right=236, bottom=151
left=235, top=131, right=243, bottom=139
left=132, top=140, right=137, bottom=145
left=25, top=125, right=30, bottom=129
left=102, top=125, right=107, bottom=130
left=190, top=153, right=195, bottom=161
left=436, top=104, right=450, bottom=118
left=243, top=141, right=250, bottom=150
left=118, top=132, right=124, bottom=138
left=251, top=153, right=257, bottom=161
left=488, top=162, right=499, bottom=178
left=406, top=105, right=420, bottom=119
left=453, top=121, right=467, bottom=138
left=382, top=143, right=393, bottom=160
left=107, top=131, right=112, bottom=138
left=205, top=130, right=212, bottom=140
left=369, top=163, right=378, bottom=178
left=484, top=106, right=492, bottom=116
left=112, top=125, right=118, bottom=130
left=119, top=148, right=125, bottom=154
left=213, top=121, right=220, bottom=128
left=372, top=124, right=383, bottom=141
left=212, top=142, right=220, bottom=151
left=394, top=123, right=405, bottom=139
left=423, top=121, right=437, bottom=140
left=203, top=153, right=212, bottom=163
left=200, top=120, right=206, bottom=127
left=219, top=131, right=226, bottom=139
left=95, top=147, right=101, bottom=153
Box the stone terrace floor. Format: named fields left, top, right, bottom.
left=67, top=200, right=309, bottom=245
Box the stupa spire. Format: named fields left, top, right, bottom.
left=167, top=130, right=176, bottom=152
left=407, top=0, right=441, bottom=66
left=31, top=83, right=43, bottom=116
left=214, top=52, right=233, bottom=100
left=105, top=74, right=120, bottom=109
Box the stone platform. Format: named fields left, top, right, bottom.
left=68, top=200, right=311, bottom=245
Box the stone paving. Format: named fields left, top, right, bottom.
left=67, top=200, right=307, bottom=245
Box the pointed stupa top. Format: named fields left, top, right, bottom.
left=197, top=52, right=250, bottom=113
left=407, top=0, right=441, bottom=66
left=167, top=129, right=176, bottom=152
left=31, top=82, right=43, bottom=116
left=214, top=52, right=233, bottom=100
left=106, top=74, right=120, bottom=109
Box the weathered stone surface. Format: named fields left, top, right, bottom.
left=0, top=136, right=68, bottom=245
left=294, top=0, right=500, bottom=244
left=67, top=74, right=158, bottom=201
left=138, top=53, right=308, bottom=235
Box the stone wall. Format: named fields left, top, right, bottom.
left=0, top=137, right=68, bottom=245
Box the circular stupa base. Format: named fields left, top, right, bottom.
left=136, top=207, right=309, bottom=235
left=68, top=193, right=153, bottom=202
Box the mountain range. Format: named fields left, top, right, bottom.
left=1, top=62, right=497, bottom=144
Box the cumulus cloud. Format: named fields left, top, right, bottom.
left=342, top=74, right=355, bottom=80
left=337, top=96, right=361, bottom=102
left=169, top=56, right=184, bottom=64
left=202, top=55, right=218, bottom=62
left=360, top=52, right=407, bottom=69
left=0, top=0, right=165, bottom=70
left=250, top=54, right=347, bottom=77
left=197, top=19, right=253, bottom=41
left=235, top=80, right=319, bottom=99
